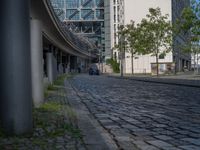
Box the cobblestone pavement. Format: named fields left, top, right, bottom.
left=69, top=74, right=200, bottom=150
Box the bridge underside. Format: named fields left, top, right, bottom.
left=43, top=36, right=91, bottom=82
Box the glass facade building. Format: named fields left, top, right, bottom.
left=51, top=0, right=105, bottom=61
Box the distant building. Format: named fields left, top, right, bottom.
left=191, top=54, right=200, bottom=70
left=111, top=0, right=191, bottom=74
left=51, top=0, right=107, bottom=62
left=172, top=0, right=191, bottom=72
left=110, top=0, right=125, bottom=60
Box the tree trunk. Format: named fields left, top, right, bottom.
left=194, top=53, right=196, bottom=75
left=156, top=53, right=159, bottom=77
left=197, top=53, right=199, bottom=74
left=131, top=53, right=134, bottom=75
left=120, top=52, right=123, bottom=77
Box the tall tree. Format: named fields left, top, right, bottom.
left=126, top=21, right=140, bottom=75
left=137, top=7, right=172, bottom=76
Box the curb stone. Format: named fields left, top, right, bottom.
left=108, top=75, right=200, bottom=88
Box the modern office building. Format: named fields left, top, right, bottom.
left=111, top=0, right=191, bottom=74
left=110, top=0, right=124, bottom=62
left=51, top=0, right=108, bottom=62
left=172, top=0, right=191, bottom=72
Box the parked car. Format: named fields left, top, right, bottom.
left=89, top=64, right=100, bottom=75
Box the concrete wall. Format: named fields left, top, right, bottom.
left=124, top=0, right=172, bottom=24
left=125, top=53, right=173, bottom=74
left=104, top=0, right=112, bottom=60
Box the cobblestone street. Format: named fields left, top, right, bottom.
left=68, top=74, right=200, bottom=150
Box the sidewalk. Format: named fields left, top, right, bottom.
left=0, top=76, right=86, bottom=150
left=0, top=74, right=117, bottom=150
left=108, top=72, right=200, bottom=88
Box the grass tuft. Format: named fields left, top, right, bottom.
left=39, top=102, right=62, bottom=112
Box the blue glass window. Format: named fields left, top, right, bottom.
left=66, top=0, right=79, bottom=8
left=96, top=9, right=104, bottom=19
left=81, top=9, right=94, bottom=20
left=81, top=0, right=94, bottom=8
left=66, top=9, right=80, bottom=20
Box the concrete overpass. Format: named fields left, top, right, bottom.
left=0, top=0, right=97, bottom=135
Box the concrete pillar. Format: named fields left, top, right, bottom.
left=0, top=0, right=32, bottom=134
left=70, top=56, right=77, bottom=72
left=31, top=19, right=44, bottom=107
left=68, top=55, right=71, bottom=73
left=53, top=48, right=58, bottom=78
left=46, top=52, right=54, bottom=84
left=58, top=51, right=63, bottom=74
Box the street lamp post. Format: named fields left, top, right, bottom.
left=100, top=22, right=103, bottom=74
left=120, top=35, right=124, bottom=77
left=101, top=53, right=103, bottom=73
left=174, top=52, right=178, bottom=75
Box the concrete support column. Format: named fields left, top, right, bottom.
left=46, top=52, right=54, bottom=84
left=70, top=56, right=78, bottom=72
left=68, top=55, right=71, bottom=73
left=0, top=0, right=32, bottom=134
left=58, top=51, right=63, bottom=74
left=60, top=51, right=63, bottom=64
left=31, top=19, right=44, bottom=107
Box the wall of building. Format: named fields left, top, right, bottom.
left=125, top=53, right=173, bottom=74
left=124, top=0, right=172, bottom=24
left=111, top=0, right=124, bottom=61
left=104, top=0, right=112, bottom=60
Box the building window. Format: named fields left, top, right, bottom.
left=66, top=9, right=80, bottom=20
left=66, top=0, right=79, bottom=8
left=81, top=9, right=94, bottom=20
left=96, top=9, right=104, bottom=19
left=81, top=0, right=94, bottom=8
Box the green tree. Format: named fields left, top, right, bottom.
left=106, top=58, right=120, bottom=73
left=137, top=7, right=172, bottom=76
left=126, top=21, right=141, bottom=75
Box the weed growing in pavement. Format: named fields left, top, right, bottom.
left=0, top=101, right=82, bottom=149
left=54, top=74, right=68, bottom=86
left=47, top=84, right=58, bottom=91
left=64, top=106, right=78, bottom=126
left=34, top=101, right=82, bottom=138
left=44, top=89, right=49, bottom=98
left=38, top=101, right=63, bottom=112
left=0, top=74, right=82, bottom=149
